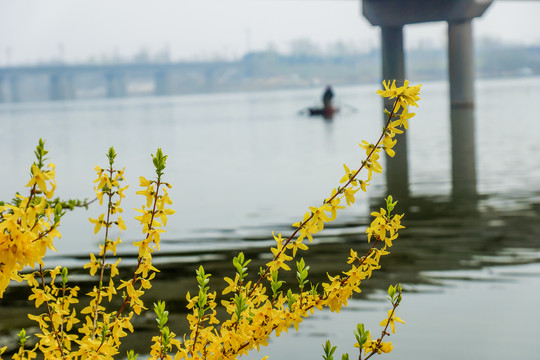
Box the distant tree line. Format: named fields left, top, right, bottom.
left=239, top=38, right=540, bottom=85
left=2, top=39, right=538, bottom=102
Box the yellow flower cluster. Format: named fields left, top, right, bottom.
left=377, top=79, right=421, bottom=113
left=175, top=81, right=421, bottom=360
left=175, top=205, right=405, bottom=359
left=0, top=139, right=60, bottom=298
left=10, top=148, right=175, bottom=360
left=20, top=267, right=81, bottom=359
left=134, top=175, right=174, bottom=258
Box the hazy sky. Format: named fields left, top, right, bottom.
left=1, top=0, right=539, bottom=65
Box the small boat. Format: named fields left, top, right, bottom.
left=308, top=106, right=339, bottom=119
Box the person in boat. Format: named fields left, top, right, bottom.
left=322, top=85, right=334, bottom=109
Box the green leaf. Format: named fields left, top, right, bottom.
left=322, top=340, right=337, bottom=360
left=385, top=195, right=398, bottom=216
left=126, top=350, right=139, bottom=360
left=107, top=147, right=117, bottom=166
left=18, top=328, right=28, bottom=347
left=61, top=267, right=69, bottom=286
left=152, top=148, right=168, bottom=178
left=286, top=289, right=297, bottom=309
left=388, top=284, right=395, bottom=299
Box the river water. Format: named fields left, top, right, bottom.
left=1, top=77, right=539, bottom=359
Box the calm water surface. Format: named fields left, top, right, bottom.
left=1, top=77, right=539, bottom=359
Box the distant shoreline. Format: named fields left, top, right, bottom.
left=1, top=42, right=538, bottom=103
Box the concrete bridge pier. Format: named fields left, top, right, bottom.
left=49, top=73, right=75, bottom=101
left=154, top=70, right=174, bottom=96
left=448, top=19, right=477, bottom=200
left=381, top=25, right=409, bottom=201
left=363, top=0, right=492, bottom=203
left=106, top=72, right=127, bottom=98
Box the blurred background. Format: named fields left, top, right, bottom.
left=1, top=1, right=539, bottom=359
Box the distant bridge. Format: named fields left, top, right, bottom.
left=0, top=61, right=238, bottom=102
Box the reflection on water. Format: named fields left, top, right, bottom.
left=0, top=78, right=539, bottom=257
left=257, top=261, right=540, bottom=360
left=0, top=78, right=539, bottom=358
left=2, top=194, right=540, bottom=359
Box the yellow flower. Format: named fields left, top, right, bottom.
left=377, top=80, right=422, bottom=112
left=158, top=208, right=175, bottom=226
left=362, top=331, right=375, bottom=353
left=387, top=120, right=404, bottom=136
left=84, top=253, right=100, bottom=276
left=96, top=190, right=104, bottom=205
left=347, top=249, right=358, bottom=264
left=25, top=164, right=56, bottom=199
left=88, top=213, right=105, bottom=234
left=288, top=238, right=308, bottom=257
left=400, top=81, right=422, bottom=107
left=28, top=288, right=53, bottom=308
left=310, top=205, right=331, bottom=224
left=379, top=309, right=405, bottom=334
left=380, top=341, right=394, bottom=353
left=94, top=167, right=112, bottom=191
left=382, top=136, right=397, bottom=157
left=139, top=176, right=152, bottom=187
left=137, top=185, right=156, bottom=208
left=223, top=274, right=240, bottom=295
left=359, top=140, right=376, bottom=157
left=384, top=233, right=398, bottom=247
left=117, top=216, right=127, bottom=231
left=340, top=164, right=357, bottom=185
left=269, top=248, right=292, bottom=271
left=395, top=107, right=415, bottom=130
left=343, top=188, right=359, bottom=206
left=292, top=212, right=314, bottom=242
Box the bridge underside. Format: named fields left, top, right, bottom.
left=363, top=0, right=492, bottom=26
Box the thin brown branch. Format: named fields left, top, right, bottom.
left=95, top=179, right=162, bottom=354
left=248, top=97, right=400, bottom=299
left=115, top=179, right=161, bottom=320
left=38, top=265, right=66, bottom=360
left=363, top=303, right=399, bottom=360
